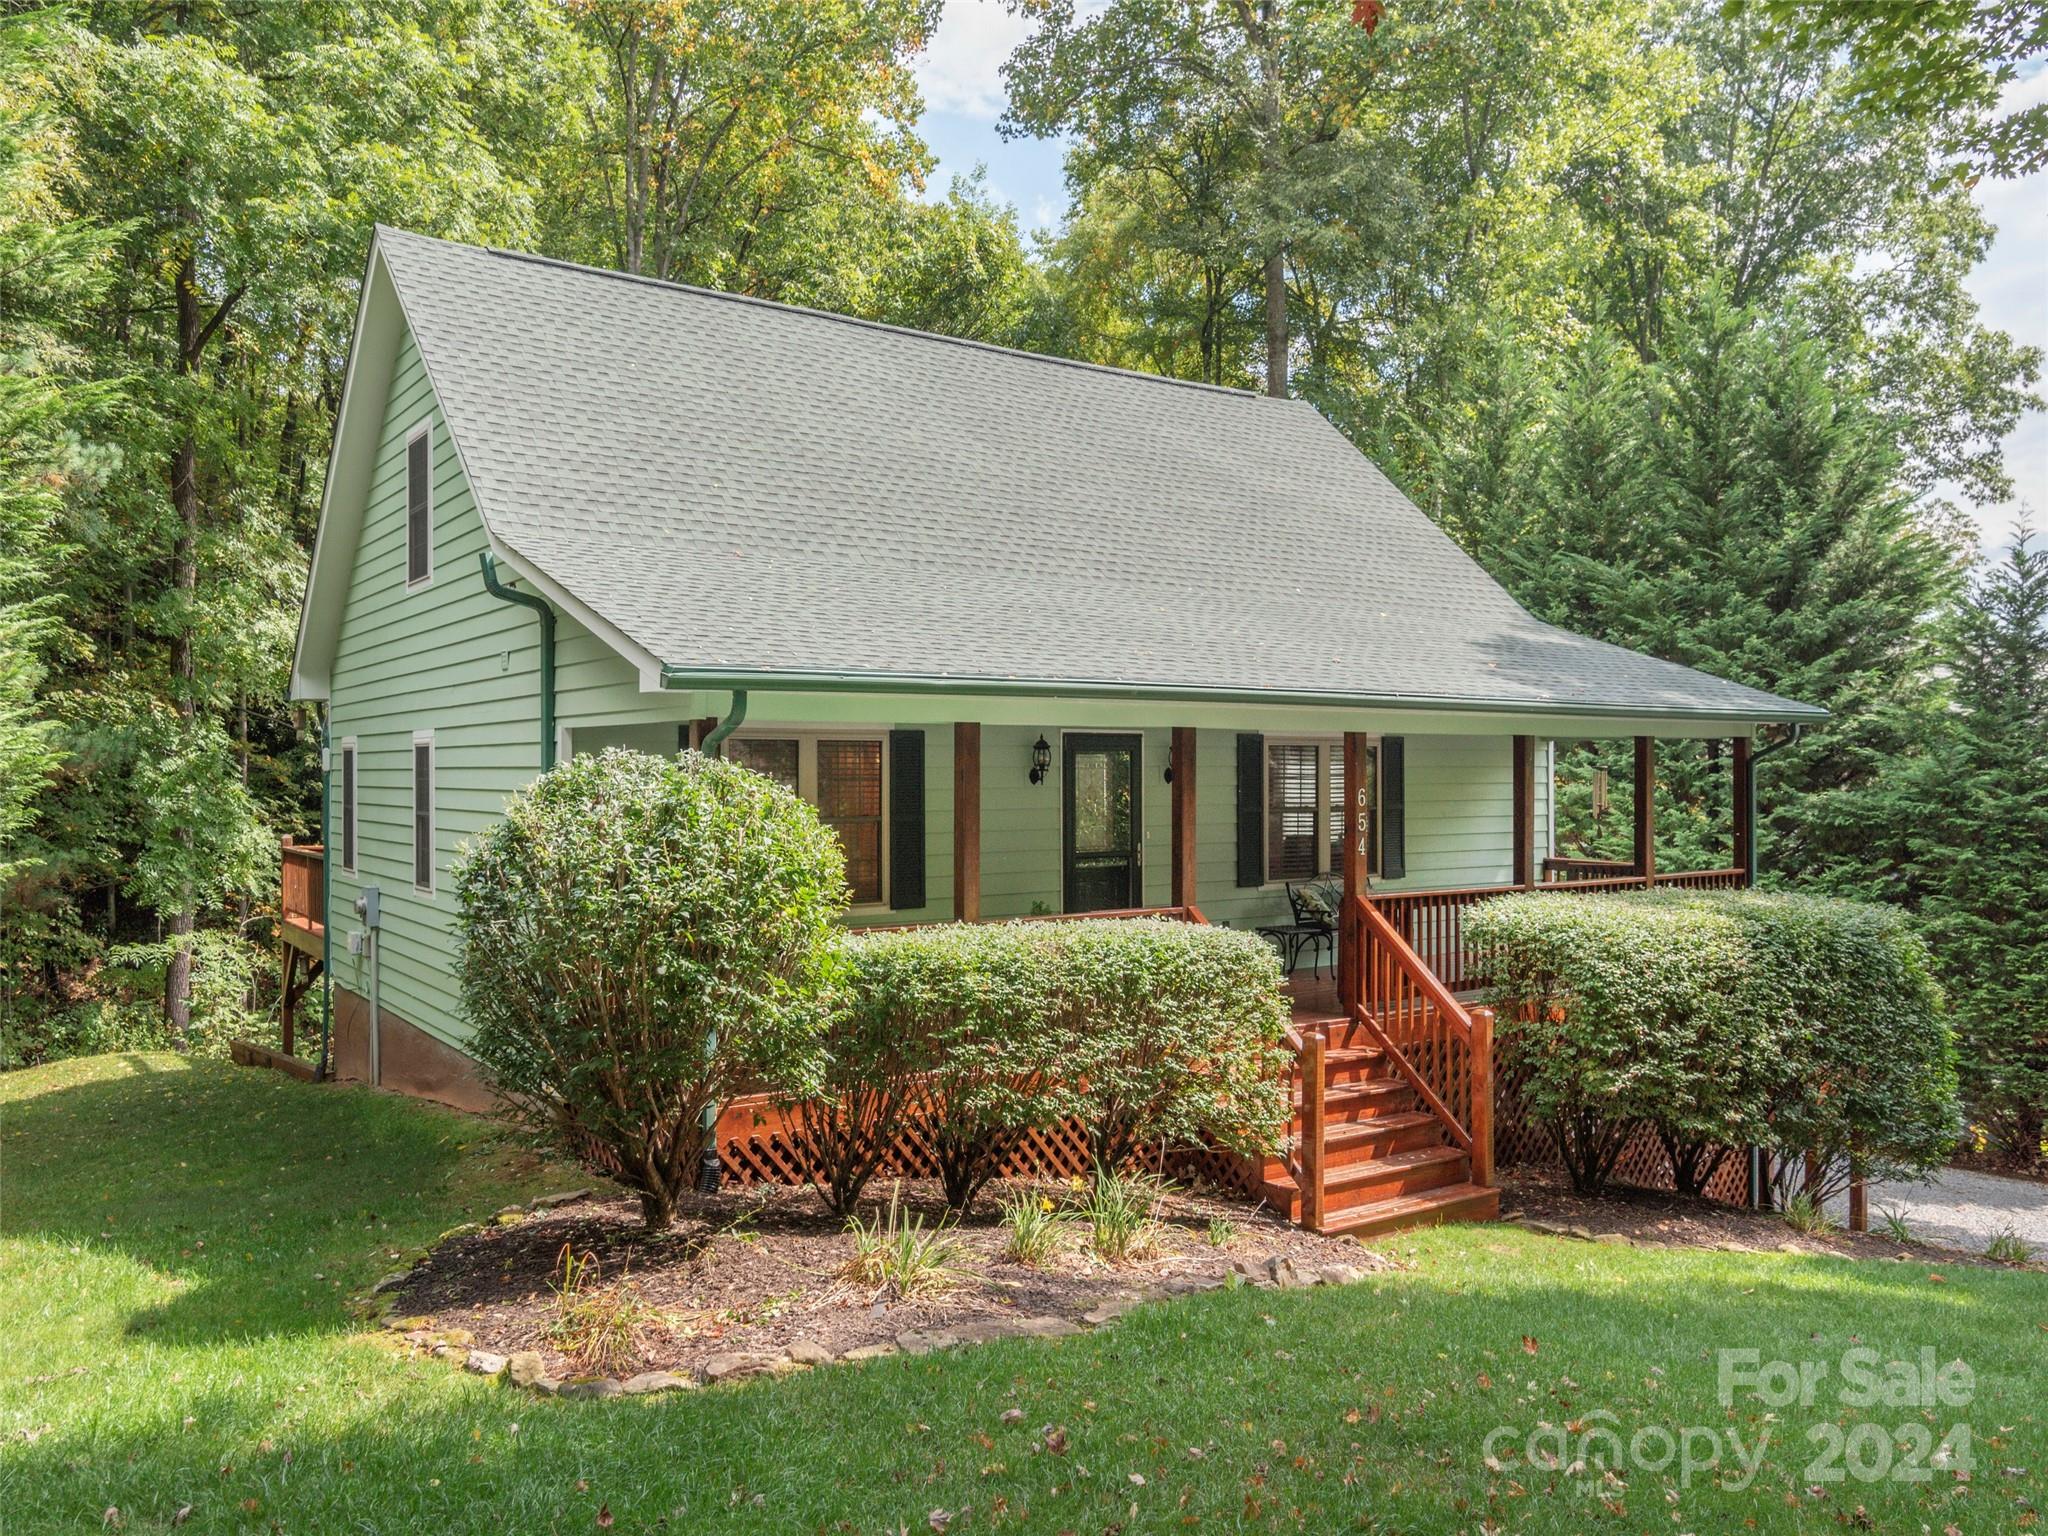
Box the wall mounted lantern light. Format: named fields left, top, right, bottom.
left=1029, top=735, right=1052, bottom=785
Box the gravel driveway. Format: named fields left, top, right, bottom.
left=1827, top=1166, right=2048, bottom=1257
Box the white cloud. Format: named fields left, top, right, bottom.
left=914, top=0, right=1033, bottom=120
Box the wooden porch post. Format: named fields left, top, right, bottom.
left=1338, top=731, right=1369, bottom=1010
left=1632, top=735, right=1656, bottom=886
left=1731, top=735, right=1754, bottom=880
left=1170, top=726, right=1197, bottom=908
left=1511, top=735, right=1536, bottom=889
left=953, top=722, right=980, bottom=923
left=1469, top=1005, right=1496, bottom=1187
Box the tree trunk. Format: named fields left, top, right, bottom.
left=1264, top=249, right=1287, bottom=397
left=166, top=425, right=199, bottom=1047
left=163, top=244, right=202, bottom=1044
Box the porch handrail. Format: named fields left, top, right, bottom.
left=1348, top=893, right=1494, bottom=1184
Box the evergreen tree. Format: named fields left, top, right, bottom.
left=1872, top=533, right=2048, bottom=1163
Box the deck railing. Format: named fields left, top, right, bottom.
left=1373, top=867, right=1747, bottom=994
left=281, top=839, right=324, bottom=934
left=861, top=904, right=1206, bottom=936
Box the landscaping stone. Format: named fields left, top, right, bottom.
left=1594, top=1232, right=1633, bottom=1246
left=620, top=1371, right=693, bottom=1395
left=528, top=1189, right=593, bottom=1210
left=1268, top=1256, right=1312, bottom=1289
left=1229, top=1257, right=1272, bottom=1286
left=558, top=1377, right=624, bottom=1400
left=383, top=1314, right=433, bottom=1332
left=896, top=1328, right=960, bottom=1355
left=700, top=1351, right=783, bottom=1382
left=786, top=1339, right=836, bottom=1366
left=433, top=1327, right=475, bottom=1349
left=1081, top=1298, right=1142, bottom=1325
left=507, top=1351, right=548, bottom=1388
left=369, top=1270, right=414, bottom=1294
left=1009, top=1316, right=1084, bottom=1339
left=839, top=1342, right=899, bottom=1362
left=1319, top=1263, right=1366, bottom=1287
left=466, top=1350, right=508, bottom=1377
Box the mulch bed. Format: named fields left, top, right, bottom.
left=1500, top=1165, right=2041, bottom=1271
left=381, top=1177, right=1384, bottom=1386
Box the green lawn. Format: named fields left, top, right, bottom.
left=3, top=1054, right=2041, bottom=1534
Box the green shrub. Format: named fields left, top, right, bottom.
left=1470, top=893, right=1776, bottom=1193
left=1741, top=894, right=1959, bottom=1204
left=834, top=918, right=1290, bottom=1213
left=1473, top=890, right=1959, bottom=1198
left=1040, top=920, right=1290, bottom=1169
left=455, top=749, right=845, bottom=1231
left=835, top=922, right=1061, bottom=1213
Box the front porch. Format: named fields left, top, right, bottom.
left=285, top=714, right=1764, bottom=1236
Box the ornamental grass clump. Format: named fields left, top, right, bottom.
left=842, top=1183, right=968, bottom=1298
left=455, top=749, right=845, bottom=1232
left=997, top=1188, right=1072, bottom=1267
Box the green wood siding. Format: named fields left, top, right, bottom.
left=326, top=330, right=541, bottom=1050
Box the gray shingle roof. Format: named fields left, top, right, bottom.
left=376, top=227, right=1820, bottom=722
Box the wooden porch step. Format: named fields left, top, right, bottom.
left=1290, top=1076, right=1410, bottom=1115
left=1316, top=1181, right=1501, bottom=1239
left=1313, top=1110, right=1441, bottom=1161
left=1320, top=1144, right=1470, bottom=1208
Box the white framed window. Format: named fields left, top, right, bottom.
left=1265, top=736, right=1378, bottom=884
left=404, top=421, right=433, bottom=589
left=726, top=730, right=887, bottom=906
left=338, top=736, right=358, bottom=874
left=411, top=730, right=435, bottom=894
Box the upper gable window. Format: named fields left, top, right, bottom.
left=405, top=423, right=432, bottom=587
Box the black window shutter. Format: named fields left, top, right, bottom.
left=1379, top=736, right=1406, bottom=880
left=406, top=432, right=430, bottom=583
left=1235, top=732, right=1264, bottom=887
left=888, top=728, right=925, bottom=910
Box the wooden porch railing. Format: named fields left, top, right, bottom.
left=281, top=838, right=324, bottom=936
left=1374, top=867, right=1747, bottom=993
left=1340, top=893, right=1494, bottom=1187
left=861, top=904, right=1206, bottom=936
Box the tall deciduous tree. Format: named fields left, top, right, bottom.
left=1004, top=0, right=1397, bottom=396
left=564, top=0, right=938, bottom=293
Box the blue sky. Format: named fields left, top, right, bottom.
left=911, top=0, right=2045, bottom=552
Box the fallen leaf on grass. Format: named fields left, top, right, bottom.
left=1522, top=1336, right=1539, bottom=1355
left=597, top=1505, right=613, bottom=1528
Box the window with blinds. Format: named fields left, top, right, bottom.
left=727, top=734, right=886, bottom=906
left=1267, top=739, right=1378, bottom=883
left=340, top=740, right=357, bottom=872
left=405, top=426, right=432, bottom=586
left=817, top=739, right=883, bottom=905
left=412, top=734, right=434, bottom=892
left=1266, top=742, right=1320, bottom=882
